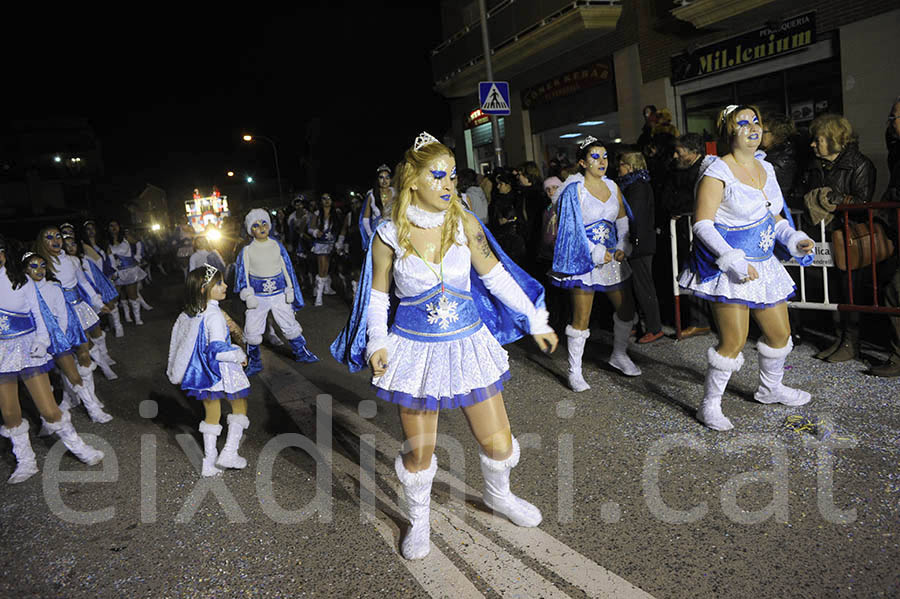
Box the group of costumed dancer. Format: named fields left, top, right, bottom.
left=4, top=105, right=817, bottom=563
left=0, top=219, right=155, bottom=483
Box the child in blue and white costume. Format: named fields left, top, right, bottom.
left=551, top=136, right=642, bottom=392
left=332, top=133, right=558, bottom=561
left=678, top=105, right=815, bottom=431
left=107, top=220, right=147, bottom=326
left=22, top=252, right=113, bottom=424
left=168, top=264, right=251, bottom=477
left=80, top=220, right=125, bottom=337
left=0, top=237, right=103, bottom=484
left=234, top=208, right=319, bottom=375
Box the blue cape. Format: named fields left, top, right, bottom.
left=180, top=318, right=240, bottom=396
left=35, top=285, right=75, bottom=356
left=551, top=177, right=634, bottom=276
left=330, top=213, right=546, bottom=373
left=86, top=259, right=119, bottom=303
left=233, top=238, right=305, bottom=310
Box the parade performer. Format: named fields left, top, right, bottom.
left=107, top=220, right=146, bottom=326
left=34, top=227, right=118, bottom=382
left=678, top=105, right=815, bottom=431
left=167, top=264, right=250, bottom=477
left=61, top=233, right=118, bottom=378
left=551, top=136, right=641, bottom=392
left=0, top=237, right=103, bottom=484
left=332, top=132, right=557, bottom=560
left=235, top=208, right=318, bottom=375
left=78, top=223, right=124, bottom=337
left=360, top=164, right=396, bottom=249
left=309, top=193, right=346, bottom=306
left=22, top=252, right=112, bottom=423
left=131, top=229, right=154, bottom=312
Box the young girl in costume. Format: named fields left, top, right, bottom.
left=77, top=222, right=124, bottom=338
left=107, top=220, right=147, bottom=326
left=360, top=164, right=396, bottom=249
left=0, top=237, right=103, bottom=484
left=22, top=252, right=113, bottom=423
left=332, top=132, right=557, bottom=560
left=551, top=136, right=642, bottom=392
left=234, top=208, right=318, bottom=375
left=167, top=264, right=251, bottom=477
left=678, top=105, right=814, bottom=430
left=309, top=193, right=346, bottom=306
left=60, top=232, right=118, bottom=379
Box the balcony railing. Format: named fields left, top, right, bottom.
left=432, top=0, right=622, bottom=94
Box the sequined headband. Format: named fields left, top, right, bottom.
left=578, top=135, right=599, bottom=150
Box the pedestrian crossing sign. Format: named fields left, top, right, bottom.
left=479, top=81, right=511, bottom=115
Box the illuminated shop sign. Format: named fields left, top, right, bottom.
left=466, top=109, right=491, bottom=129
left=521, top=59, right=612, bottom=110
left=671, top=12, right=816, bottom=84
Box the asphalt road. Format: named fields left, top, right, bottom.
left=1, top=271, right=898, bottom=598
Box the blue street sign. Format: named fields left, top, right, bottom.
left=479, top=81, right=511, bottom=116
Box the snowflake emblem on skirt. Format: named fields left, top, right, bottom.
left=426, top=295, right=459, bottom=330
left=758, top=225, right=775, bottom=252
left=262, top=278, right=278, bottom=294
left=0, top=315, right=8, bottom=334
left=589, top=225, right=610, bottom=244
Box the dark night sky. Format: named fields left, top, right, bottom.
left=5, top=2, right=451, bottom=203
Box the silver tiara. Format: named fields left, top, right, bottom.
left=413, top=131, right=439, bottom=152
left=203, top=263, right=218, bottom=286
left=720, top=104, right=739, bottom=125
left=376, top=164, right=391, bottom=174
left=59, top=222, right=75, bottom=231
left=578, top=135, right=599, bottom=150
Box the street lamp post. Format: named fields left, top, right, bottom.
left=242, top=134, right=283, bottom=205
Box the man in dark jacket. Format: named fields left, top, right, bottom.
left=660, top=133, right=710, bottom=337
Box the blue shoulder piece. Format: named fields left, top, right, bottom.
left=467, top=212, right=545, bottom=346
left=233, top=246, right=247, bottom=294
left=276, top=240, right=305, bottom=310
left=35, top=286, right=72, bottom=356
left=552, top=181, right=594, bottom=275
left=181, top=319, right=222, bottom=394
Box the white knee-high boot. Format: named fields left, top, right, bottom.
left=130, top=299, right=143, bottom=325
left=42, top=411, right=103, bottom=465
left=109, top=306, right=125, bottom=337
left=198, top=421, right=223, bottom=477
left=74, top=364, right=113, bottom=423
left=395, top=454, right=437, bottom=560
left=608, top=313, right=641, bottom=376
left=314, top=276, right=325, bottom=307
left=216, top=414, right=249, bottom=469
left=93, top=331, right=116, bottom=365
left=479, top=436, right=542, bottom=527
left=698, top=348, right=744, bottom=431
left=0, top=421, right=39, bottom=484
left=565, top=325, right=591, bottom=392
left=120, top=299, right=132, bottom=323
left=89, top=337, right=118, bottom=381
left=755, top=339, right=811, bottom=406
left=323, top=275, right=336, bottom=295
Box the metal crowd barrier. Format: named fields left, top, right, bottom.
left=669, top=202, right=900, bottom=340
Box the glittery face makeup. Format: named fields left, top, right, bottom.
left=581, top=145, right=608, bottom=176
left=416, top=155, right=457, bottom=210
left=734, top=110, right=762, bottom=144
left=43, top=229, right=63, bottom=255
left=25, top=258, right=46, bottom=281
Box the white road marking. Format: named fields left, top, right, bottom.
left=260, top=348, right=655, bottom=599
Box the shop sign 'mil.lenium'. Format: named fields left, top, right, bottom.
left=671, top=12, right=816, bottom=84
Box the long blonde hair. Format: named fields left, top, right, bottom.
left=391, top=140, right=465, bottom=258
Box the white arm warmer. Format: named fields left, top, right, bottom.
left=773, top=218, right=813, bottom=257
left=366, top=289, right=390, bottom=360
left=362, top=218, right=373, bottom=237
left=692, top=219, right=749, bottom=281
left=590, top=244, right=609, bottom=266
left=615, top=217, right=629, bottom=254
left=480, top=263, right=553, bottom=334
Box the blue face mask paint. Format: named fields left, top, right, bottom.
left=430, top=170, right=447, bottom=180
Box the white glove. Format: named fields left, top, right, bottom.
left=30, top=341, right=48, bottom=359
left=615, top=217, right=630, bottom=255
left=590, top=244, right=610, bottom=266
left=336, top=235, right=345, bottom=251
left=215, top=348, right=247, bottom=364
left=366, top=289, right=390, bottom=360
left=693, top=219, right=749, bottom=282
left=479, top=263, right=553, bottom=334
left=285, top=288, right=294, bottom=304
left=773, top=218, right=813, bottom=257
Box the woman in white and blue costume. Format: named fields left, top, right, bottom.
left=551, top=136, right=642, bottom=391
left=678, top=105, right=815, bottom=431
left=234, top=208, right=318, bottom=376
left=22, top=251, right=113, bottom=424
left=331, top=132, right=558, bottom=560
left=0, top=237, right=103, bottom=485
left=360, top=163, right=396, bottom=250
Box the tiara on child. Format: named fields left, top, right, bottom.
left=578, top=135, right=599, bottom=150
left=376, top=164, right=391, bottom=174
left=22, top=251, right=37, bottom=261
left=413, top=132, right=440, bottom=152
left=202, top=263, right=219, bottom=286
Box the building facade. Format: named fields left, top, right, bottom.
left=433, top=0, right=899, bottom=199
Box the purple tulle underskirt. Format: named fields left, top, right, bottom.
left=374, top=370, right=512, bottom=411
left=186, top=387, right=251, bottom=401
left=0, top=359, right=55, bottom=384
left=550, top=278, right=627, bottom=292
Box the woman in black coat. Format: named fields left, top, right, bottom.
left=619, top=150, right=663, bottom=343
